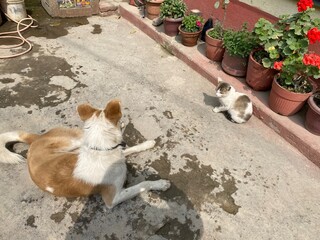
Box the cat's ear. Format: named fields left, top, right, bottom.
left=217, top=77, right=223, bottom=83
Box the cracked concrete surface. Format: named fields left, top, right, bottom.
left=0, top=4, right=320, bottom=240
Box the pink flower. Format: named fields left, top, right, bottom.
left=273, top=61, right=283, bottom=70
left=196, top=20, right=202, bottom=27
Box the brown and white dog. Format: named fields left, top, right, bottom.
left=0, top=99, right=170, bottom=208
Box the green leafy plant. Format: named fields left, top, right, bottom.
left=252, top=48, right=270, bottom=65
left=223, top=23, right=258, bottom=58
left=206, top=1, right=230, bottom=40
left=207, top=21, right=224, bottom=40
left=160, top=0, right=187, bottom=19
left=253, top=0, right=320, bottom=93
left=181, top=14, right=204, bottom=33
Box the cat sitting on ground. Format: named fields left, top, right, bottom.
left=212, top=77, right=253, bottom=124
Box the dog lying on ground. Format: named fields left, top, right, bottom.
left=0, top=99, right=170, bottom=208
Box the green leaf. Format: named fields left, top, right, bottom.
left=283, top=46, right=293, bottom=55
left=214, top=1, right=220, bottom=9
left=300, top=39, right=309, bottom=48
left=285, top=78, right=293, bottom=85
left=262, top=58, right=272, bottom=68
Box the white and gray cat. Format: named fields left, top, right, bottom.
left=212, top=77, right=253, bottom=124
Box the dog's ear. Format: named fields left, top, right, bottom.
left=77, top=104, right=99, bottom=121
left=104, top=100, right=122, bottom=126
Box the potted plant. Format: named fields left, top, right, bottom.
left=263, top=0, right=320, bottom=115
left=305, top=90, right=320, bottom=135
left=178, top=14, right=204, bottom=47
left=221, top=23, right=258, bottom=77
left=160, top=0, right=187, bottom=36
left=205, top=0, right=229, bottom=62
left=245, top=18, right=281, bottom=91
left=145, top=0, right=165, bottom=20
left=206, top=21, right=225, bottom=61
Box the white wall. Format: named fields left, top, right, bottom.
left=240, top=0, right=320, bottom=18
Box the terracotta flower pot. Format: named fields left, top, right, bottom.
left=269, top=76, right=313, bottom=116
left=145, top=0, right=164, bottom=20
left=246, top=50, right=278, bottom=91
left=178, top=25, right=202, bottom=47
left=305, top=94, right=320, bottom=135
left=163, top=17, right=183, bottom=36
left=205, top=29, right=225, bottom=62
left=221, top=50, right=248, bottom=77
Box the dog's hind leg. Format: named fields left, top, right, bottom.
left=123, top=140, right=156, bottom=157
left=105, top=179, right=170, bottom=208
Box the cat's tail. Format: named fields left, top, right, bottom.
left=0, top=131, right=40, bottom=164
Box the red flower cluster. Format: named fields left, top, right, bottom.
left=303, top=53, right=320, bottom=69
left=273, top=61, right=283, bottom=70
left=297, top=0, right=313, bottom=12
left=196, top=20, right=202, bottom=27
left=307, top=27, right=320, bottom=44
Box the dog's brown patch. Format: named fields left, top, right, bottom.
left=20, top=132, right=40, bottom=145
left=26, top=128, right=99, bottom=197
left=104, top=100, right=122, bottom=126
left=77, top=104, right=99, bottom=121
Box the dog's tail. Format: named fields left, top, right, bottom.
left=0, top=131, right=40, bottom=164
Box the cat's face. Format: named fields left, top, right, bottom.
left=215, top=81, right=232, bottom=97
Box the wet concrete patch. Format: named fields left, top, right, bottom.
left=149, top=153, right=241, bottom=214
left=0, top=54, right=87, bottom=109
left=156, top=217, right=201, bottom=239
left=67, top=196, right=105, bottom=235
left=50, top=212, right=65, bottom=223
left=50, top=198, right=76, bottom=224
left=24, top=0, right=89, bottom=39
left=26, top=215, right=37, bottom=228
left=215, top=169, right=240, bottom=215
left=163, top=110, right=173, bottom=119
left=149, top=153, right=217, bottom=209
left=91, top=24, right=102, bottom=34
left=0, top=78, right=15, bottom=84
left=123, top=117, right=147, bottom=147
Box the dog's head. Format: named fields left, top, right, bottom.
left=77, top=100, right=123, bottom=147
left=77, top=100, right=122, bottom=127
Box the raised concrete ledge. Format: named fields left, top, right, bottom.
left=119, top=3, right=320, bottom=167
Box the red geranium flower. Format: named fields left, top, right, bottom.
left=297, top=0, right=313, bottom=12
left=303, top=53, right=320, bottom=69
left=307, top=27, right=320, bottom=44
left=196, top=20, right=202, bottom=27
left=273, top=61, right=283, bottom=70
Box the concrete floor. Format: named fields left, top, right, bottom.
left=0, top=3, right=320, bottom=240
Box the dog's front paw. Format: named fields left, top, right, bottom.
left=212, top=107, right=220, bottom=113
left=152, top=179, right=171, bottom=191
left=142, top=140, right=156, bottom=150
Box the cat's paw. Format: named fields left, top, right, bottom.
left=212, top=107, right=220, bottom=113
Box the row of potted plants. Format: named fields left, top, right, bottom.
left=206, top=0, right=320, bottom=135
left=139, top=0, right=320, bottom=135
